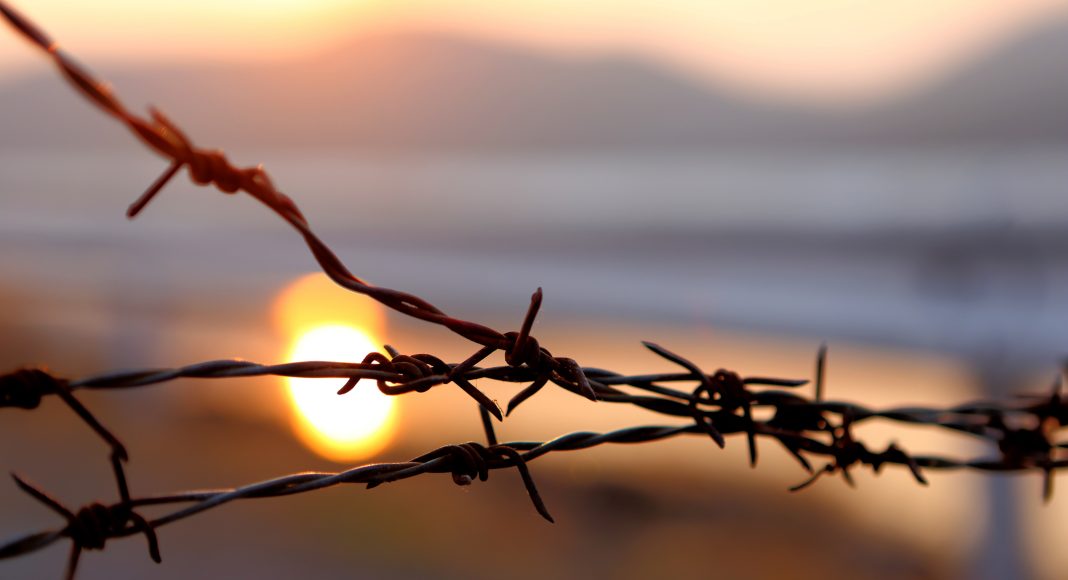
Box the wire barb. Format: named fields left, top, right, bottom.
left=10, top=474, right=161, bottom=580
left=4, top=354, right=1068, bottom=577
left=3, top=2, right=1068, bottom=578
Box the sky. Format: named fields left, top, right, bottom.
left=1, top=0, right=1067, bottom=103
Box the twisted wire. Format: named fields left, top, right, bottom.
left=5, top=345, right=1067, bottom=483
left=4, top=413, right=1068, bottom=572
left=4, top=345, right=1067, bottom=577
left=3, top=2, right=1068, bottom=578
left=0, top=3, right=595, bottom=407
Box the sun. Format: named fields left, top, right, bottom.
left=286, top=325, right=397, bottom=462
left=273, top=273, right=396, bottom=463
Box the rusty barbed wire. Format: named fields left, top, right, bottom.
left=5, top=347, right=1067, bottom=481
left=0, top=1, right=595, bottom=408
left=2, top=353, right=1067, bottom=579
left=3, top=335, right=1067, bottom=577
left=0, top=368, right=141, bottom=568
left=3, top=2, right=1068, bottom=578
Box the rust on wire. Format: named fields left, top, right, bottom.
left=3, top=2, right=1068, bottom=579
left=4, top=353, right=1067, bottom=485
left=10, top=474, right=160, bottom=580
left=3, top=352, right=1068, bottom=577
left=0, top=1, right=598, bottom=412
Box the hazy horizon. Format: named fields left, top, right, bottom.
left=3, top=13, right=1066, bottom=153
left=2, top=0, right=1068, bottom=105
left=4, top=3, right=1068, bottom=579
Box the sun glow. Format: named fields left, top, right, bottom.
left=286, top=325, right=396, bottom=462
left=274, top=273, right=396, bottom=463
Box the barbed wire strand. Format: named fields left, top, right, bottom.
left=4, top=402, right=1068, bottom=577
left=3, top=2, right=1068, bottom=578
left=2, top=327, right=1067, bottom=577
left=0, top=2, right=596, bottom=410
left=4, top=348, right=1067, bottom=494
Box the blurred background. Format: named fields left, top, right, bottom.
left=1, top=0, right=1067, bottom=578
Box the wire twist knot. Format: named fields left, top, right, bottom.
left=0, top=369, right=65, bottom=410
left=66, top=503, right=128, bottom=552
left=368, top=442, right=554, bottom=522
left=11, top=474, right=160, bottom=580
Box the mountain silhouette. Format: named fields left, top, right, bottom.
left=2, top=18, right=1066, bottom=150
left=842, top=15, right=1068, bottom=144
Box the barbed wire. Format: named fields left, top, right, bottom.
left=4, top=346, right=1067, bottom=477
left=2, top=346, right=1067, bottom=578
left=2, top=2, right=1067, bottom=579
left=0, top=1, right=595, bottom=408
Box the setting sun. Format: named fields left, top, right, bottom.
left=274, top=273, right=397, bottom=462
left=286, top=324, right=397, bottom=462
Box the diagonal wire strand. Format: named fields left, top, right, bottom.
left=2, top=2, right=1068, bottom=578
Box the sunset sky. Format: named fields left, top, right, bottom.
left=1, top=0, right=1066, bottom=103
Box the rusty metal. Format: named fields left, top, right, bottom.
left=2, top=2, right=1068, bottom=578
left=3, top=350, right=1068, bottom=578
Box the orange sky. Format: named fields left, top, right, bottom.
left=1, top=0, right=1067, bottom=103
